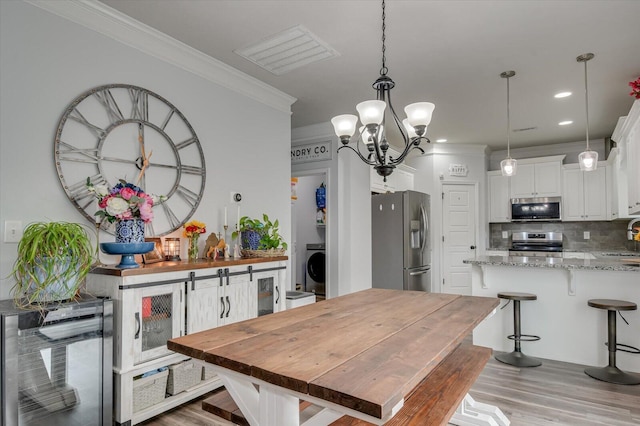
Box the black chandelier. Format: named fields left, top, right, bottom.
left=331, top=0, right=435, bottom=181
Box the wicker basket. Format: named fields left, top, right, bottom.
left=133, top=369, right=168, bottom=413
left=167, top=360, right=202, bottom=395
left=202, top=364, right=216, bottom=381
left=241, top=248, right=286, bottom=258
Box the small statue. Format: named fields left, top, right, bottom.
left=233, top=244, right=241, bottom=258
left=224, top=244, right=231, bottom=259
left=204, top=233, right=219, bottom=259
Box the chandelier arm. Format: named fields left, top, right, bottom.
left=393, top=138, right=426, bottom=164
left=370, top=137, right=387, bottom=166
left=337, top=144, right=377, bottom=166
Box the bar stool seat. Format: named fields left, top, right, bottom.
left=585, top=299, right=640, bottom=385
left=494, top=292, right=542, bottom=367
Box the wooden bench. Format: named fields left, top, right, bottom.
left=202, top=343, right=491, bottom=426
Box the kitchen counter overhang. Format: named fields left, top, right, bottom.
left=464, top=255, right=640, bottom=273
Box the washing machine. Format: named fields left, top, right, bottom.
left=305, top=243, right=325, bottom=296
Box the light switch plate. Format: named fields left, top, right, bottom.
left=583, top=231, right=590, bottom=240
left=502, top=231, right=509, bottom=239
left=4, top=220, right=22, bottom=243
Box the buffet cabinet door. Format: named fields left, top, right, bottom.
left=132, top=283, right=184, bottom=365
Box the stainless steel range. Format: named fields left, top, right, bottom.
left=510, top=231, right=563, bottom=258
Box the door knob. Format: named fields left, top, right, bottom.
left=470, top=245, right=476, bottom=250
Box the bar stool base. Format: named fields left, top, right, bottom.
left=495, top=351, right=542, bottom=368
left=584, top=365, right=640, bottom=385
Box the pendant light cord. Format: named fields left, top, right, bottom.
left=506, top=75, right=511, bottom=158
left=380, top=0, right=388, bottom=76
left=584, top=59, right=590, bottom=151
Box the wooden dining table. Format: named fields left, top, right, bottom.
left=168, top=289, right=506, bottom=426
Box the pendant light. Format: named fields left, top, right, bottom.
left=500, top=71, right=517, bottom=177
left=577, top=53, right=598, bottom=171
left=331, top=0, right=434, bottom=181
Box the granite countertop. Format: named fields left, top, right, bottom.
left=464, top=255, right=640, bottom=273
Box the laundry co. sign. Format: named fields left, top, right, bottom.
left=291, top=141, right=332, bottom=164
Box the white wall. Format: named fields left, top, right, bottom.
left=489, top=138, right=606, bottom=170
left=408, top=144, right=489, bottom=293
left=292, top=122, right=371, bottom=297
left=0, top=1, right=293, bottom=300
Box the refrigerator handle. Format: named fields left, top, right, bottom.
left=409, top=267, right=431, bottom=276
left=420, top=204, right=428, bottom=252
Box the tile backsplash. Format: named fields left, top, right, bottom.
left=489, top=220, right=638, bottom=252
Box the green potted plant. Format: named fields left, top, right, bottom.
left=10, top=221, right=94, bottom=309
left=232, top=214, right=287, bottom=255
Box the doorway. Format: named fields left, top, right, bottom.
left=291, top=171, right=328, bottom=299
left=441, top=183, right=477, bottom=295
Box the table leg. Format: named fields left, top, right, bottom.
left=450, top=394, right=510, bottom=426
left=260, top=384, right=300, bottom=426
left=217, top=372, right=260, bottom=425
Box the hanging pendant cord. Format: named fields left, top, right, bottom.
left=506, top=75, right=511, bottom=158
left=584, top=59, right=590, bottom=151
left=380, top=0, right=388, bottom=76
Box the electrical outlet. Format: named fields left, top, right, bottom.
left=583, top=231, right=590, bottom=240
left=502, top=231, right=509, bottom=239
left=4, top=220, right=22, bottom=243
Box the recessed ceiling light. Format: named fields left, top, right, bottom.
left=554, top=92, right=572, bottom=98
left=559, top=120, right=573, bottom=126
left=436, top=139, right=447, bottom=143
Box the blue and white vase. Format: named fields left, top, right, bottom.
left=241, top=230, right=262, bottom=250
left=115, top=219, right=145, bottom=243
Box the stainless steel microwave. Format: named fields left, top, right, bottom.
left=510, top=197, right=561, bottom=222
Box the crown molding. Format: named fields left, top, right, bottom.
left=24, top=0, right=296, bottom=114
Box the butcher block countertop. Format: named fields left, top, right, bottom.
left=89, top=256, right=287, bottom=276
left=168, top=289, right=499, bottom=421
left=464, top=255, right=640, bottom=273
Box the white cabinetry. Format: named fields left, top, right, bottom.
left=488, top=171, right=510, bottom=223
left=509, top=156, right=564, bottom=198
left=612, top=99, right=640, bottom=216
left=86, top=259, right=286, bottom=425
left=562, top=163, right=608, bottom=221
left=370, top=163, right=415, bottom=193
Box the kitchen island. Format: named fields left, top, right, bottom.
left=464, top=255, right=640, bottom=373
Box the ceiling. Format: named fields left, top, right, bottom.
left=100, top=0, right=640, bottom=151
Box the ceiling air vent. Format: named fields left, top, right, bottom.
left=234, top=25, right=339, bottom=75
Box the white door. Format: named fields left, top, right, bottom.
left=442, top=184, right=476, bottom=295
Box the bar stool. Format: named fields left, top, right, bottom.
left=585, top=299, right=640, bottom=385
left=495, top=292, right=542, bottom=367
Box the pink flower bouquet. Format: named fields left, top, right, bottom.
left=87, top=178, right=163, bottom=223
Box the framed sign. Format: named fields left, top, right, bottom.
left=448, top=164, right=469, bottom=177
left=291, top=141, right=332, bottom=164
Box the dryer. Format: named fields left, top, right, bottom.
left=305, top=243, right=325, bottom=296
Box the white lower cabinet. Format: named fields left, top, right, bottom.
left=86, top=259, right=286, bottom=425
left=562, top=163, right=607, bottom=221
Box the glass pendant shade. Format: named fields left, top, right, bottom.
left=402, top=119, right=420, bottom=139
left=404, top=102, right=435, bottom=127
left=356, top=100, right=386, bottom=125
left=500, top=157, right=517, bottom=177
left=331, top=114, right=358, bottom=138
left=579, top=150, right=598, bottom=171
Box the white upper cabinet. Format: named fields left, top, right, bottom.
left=370, top=163, right=415, bottom=193
left=488, top=171, right=510, bottom=223
left=611, top=99, right=640, bottom=216
left=562, top=163, right=608, bottom=221
left=509, top=156, right=564, bottom=198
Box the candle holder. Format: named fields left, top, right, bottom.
left=164, top=237, right=181, bottom=261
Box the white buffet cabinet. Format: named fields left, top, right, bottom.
left=86, top=258, right=287, bottom=425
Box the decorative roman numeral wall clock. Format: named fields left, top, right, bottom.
left=54, top=84, right=206, bottom=236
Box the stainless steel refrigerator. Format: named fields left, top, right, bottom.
left=372, top=190, right=431, bottom=292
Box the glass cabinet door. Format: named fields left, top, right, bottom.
left=133, top=284, right=183, bottom=365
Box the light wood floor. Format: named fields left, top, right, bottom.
left=140, top=355, right=640, bottom=426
